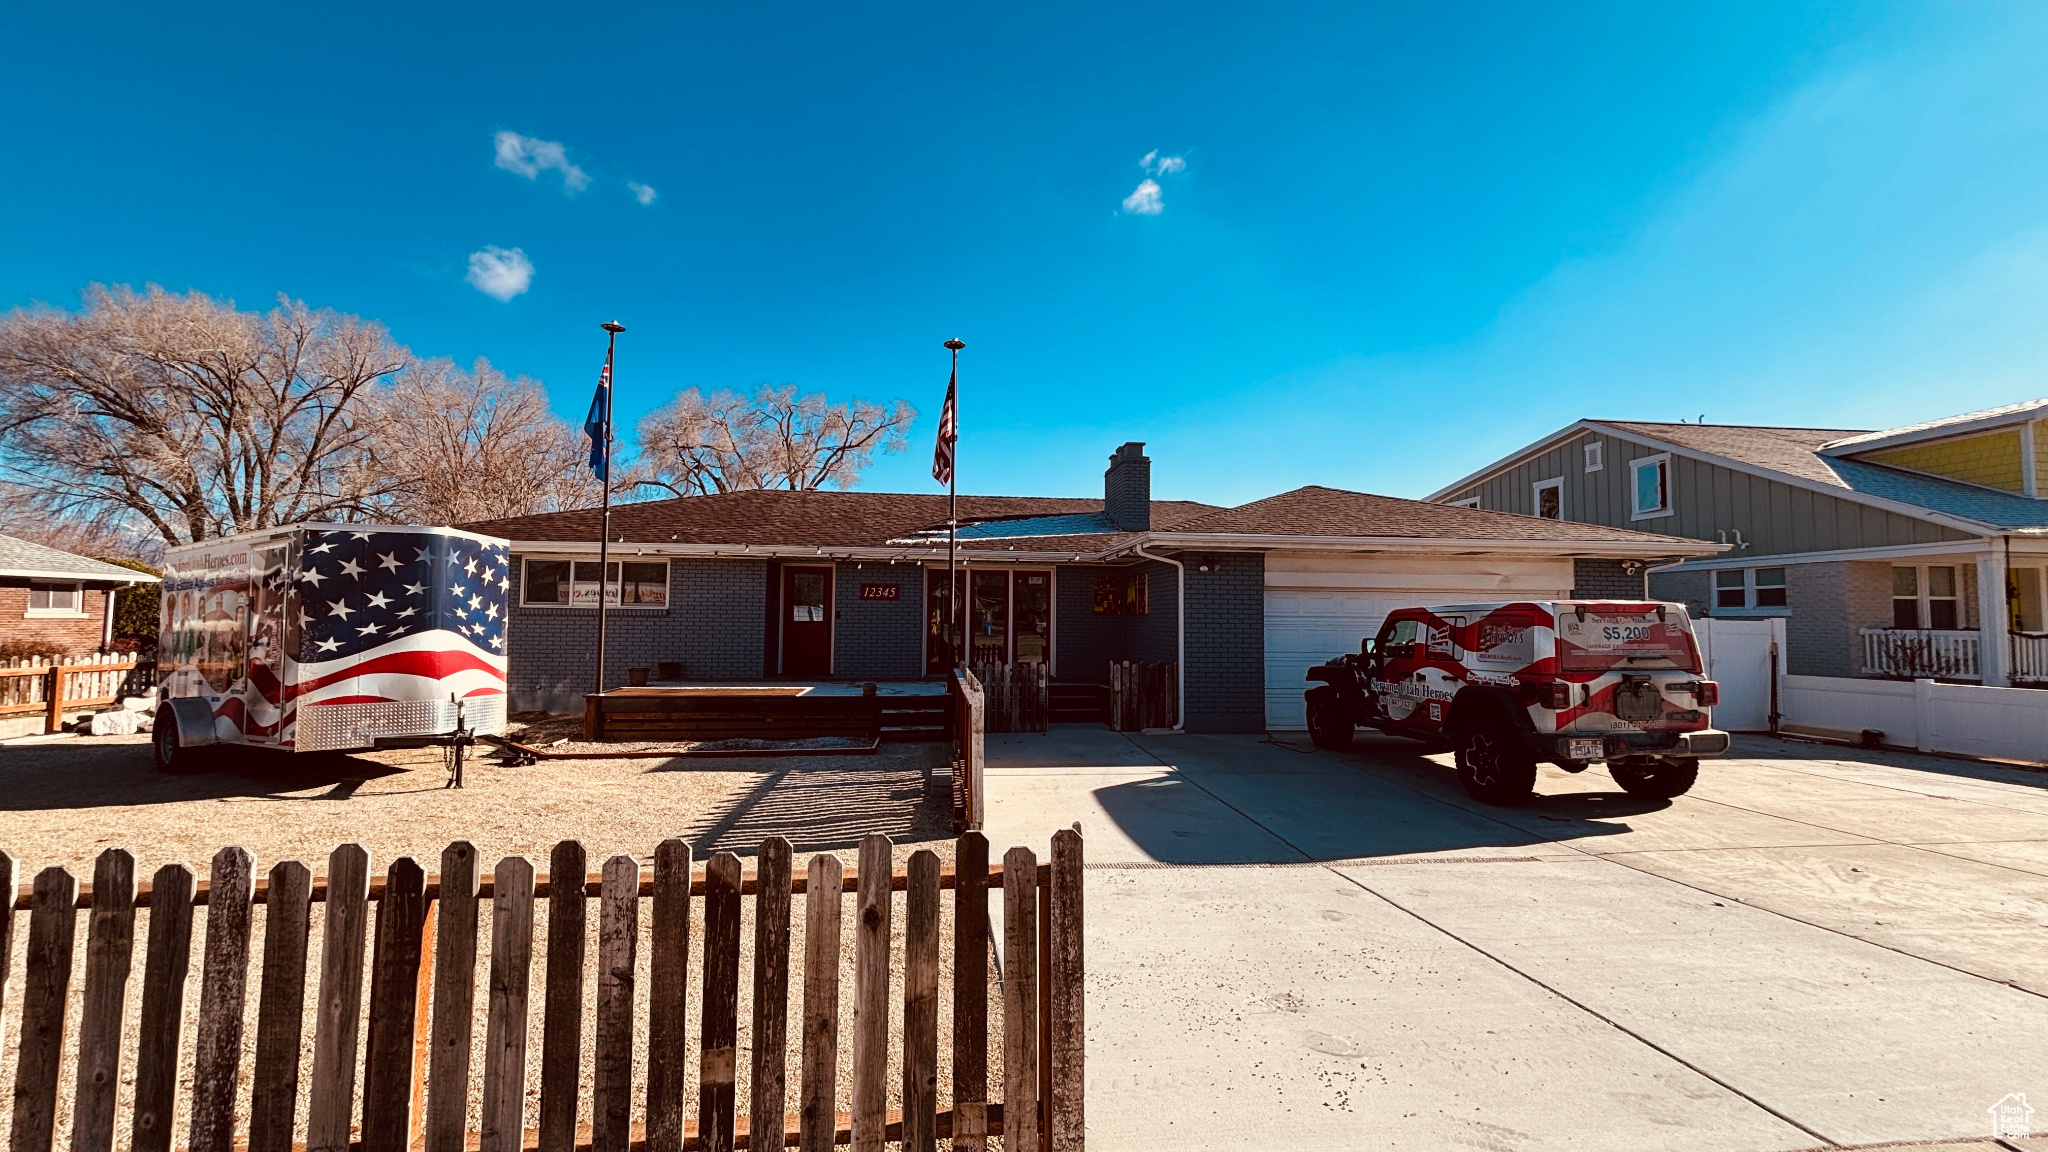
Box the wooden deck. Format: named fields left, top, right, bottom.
left=583, top=683, right=951, bottom=743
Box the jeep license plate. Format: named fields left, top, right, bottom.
left=1568, top=738, right=1604, bottom=760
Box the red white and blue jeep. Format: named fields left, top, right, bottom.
left=1303, top=600, right=1730, bottom=805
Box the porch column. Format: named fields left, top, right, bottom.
left=1977, top=553, right=2010, bottom=687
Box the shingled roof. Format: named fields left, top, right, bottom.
left=463, top=491, right=1224, bottom=549
left=1598, top=421, right=1869, bottom=488
left=0, top=534, right=159, bottom=584
left=464, top=484, right=1714, bottom=557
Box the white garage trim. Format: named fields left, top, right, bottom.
left=1263, top=553, right=1575, bottom=730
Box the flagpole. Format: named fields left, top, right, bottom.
left=595, top=321, right=625, bottom=698
left=944, top=338, right=964, bottom=669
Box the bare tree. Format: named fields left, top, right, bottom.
left=361, top=357, right=601, bottom=523
left=636, top=383, right=915, bottom=496
left=0, top=285, right=407, bottom=544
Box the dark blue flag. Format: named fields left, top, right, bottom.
left=584, top=357, right=612, bottom=480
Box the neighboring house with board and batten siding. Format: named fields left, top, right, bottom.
left=1427, top=399, right=2048, bottom=687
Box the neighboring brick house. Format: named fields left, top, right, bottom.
left=1428, top=398, right=2048, bottom=685
left=463, top=442, right=1715, bottom=730
left=0, top=534, right=158, bottom=655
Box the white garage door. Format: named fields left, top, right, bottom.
left=1262, top=553, right=1577, bottom=730
left=1265, top=591, right=1418, bottom=729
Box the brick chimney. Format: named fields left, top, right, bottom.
left=1104, top=442, right=1151, bottom=531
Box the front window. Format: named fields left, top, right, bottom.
left=1533, top=479, right=1562, bottom=520
left=520, top=558, right=669, bottom=608
left=25, top=581, right=84, bottom=616
left=1926, top=565, right=1958, bottom=630
left=1631, top=454, right=1672, bottom=519
left=1892, top=566, right=1919, bottom=628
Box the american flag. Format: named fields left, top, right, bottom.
left=287, top=529, right=509, bottom=715
left=931, top=363, right=957, bottom=487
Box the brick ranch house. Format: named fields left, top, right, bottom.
left=463, top=442, right=1720, bottom=731
left=0, top=533, right=157, bottom=654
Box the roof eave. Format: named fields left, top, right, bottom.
left=1422, top=420, right=1600, bottom=502
left=0, top=567, right=159, bottom=584
left=1819, top=400, right=2048, bottom=455
left=1134, top=531, right=1726, bottom=558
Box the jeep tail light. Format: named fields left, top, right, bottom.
left=1693, top=680, right=1720, bottom=707
left=1534, top=682, right=1572, bottom=710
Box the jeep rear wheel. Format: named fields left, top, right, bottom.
left=1454, top=711, right=1538, bottom=806
left=1609, top=757, right=1699, bottom=799
left=1306, top=693, right=1355, bottom=750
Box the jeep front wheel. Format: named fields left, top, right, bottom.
left=1454, top=711, right=1538, bottom=806
left=1609, top=757, right=1699, bottom=799
left=1306, top=693, right=1355, bottom=750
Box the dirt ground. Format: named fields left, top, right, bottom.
left=0, top=730, right=1003, bottom=1151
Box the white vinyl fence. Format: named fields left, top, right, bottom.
left=1780, top=674, right=2048, bottom=763
left=1692, top=618, right=1785, bottom=733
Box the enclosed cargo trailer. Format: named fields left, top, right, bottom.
left=152, top=524, right=510, bottom=771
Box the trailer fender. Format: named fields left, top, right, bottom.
left=158, top=698, right=221, bottom=748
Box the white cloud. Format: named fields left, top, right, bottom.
left=466, top=246, right=534, bottom=301
left=1121, top=179, right=1164, bottom=215
left=628, top=181, right=658, bottom=205
left=493, top=131, right=589, bottom=191
left=1142, top=150, right=1186, bottom=176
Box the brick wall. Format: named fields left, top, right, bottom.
left=1844, top=561, right=1894, bottom=675
left=1054, top=566, right=1123, bottom=682
left=506, top=556, right=766, bottom=712
left=833, top=564, right=924, bottom=678
left=1648, top=569, right=1710, bottom=618
left=0, top=584, right=110, bottom=654
left=1127, top=562, right=1178, bottom=665
left=1573, top=558, right=1647, bottom=599
left=1779, top=561, right=1849, bottom=677
left=1181, top=551, right=1265, bottom=733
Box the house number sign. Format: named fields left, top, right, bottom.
left=858, top=583, right=901, bottom=601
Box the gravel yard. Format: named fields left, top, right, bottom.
left=0, top=730, right=1002, bottom=1151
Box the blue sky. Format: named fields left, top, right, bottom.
left=7, top=3, right=2048, bottom=507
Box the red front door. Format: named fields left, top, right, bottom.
left=781, top=566, right=833, bottom=676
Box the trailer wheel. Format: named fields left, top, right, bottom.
left=1454, top=710, right=1538, bottom=806
left=152, top=711, right=205, bottom=775
left=1305, top=691, right=1355, bottom=750
left=1609, top=757, right=1699, bottom=799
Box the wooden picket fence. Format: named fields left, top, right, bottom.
left=966, top=664, right=1047, bottom=736
left=0, top=831, right=1084, bottom=1152
left=0, top=654, right=157, bottom=733
left=1106, top=661, right=1175, bottom=732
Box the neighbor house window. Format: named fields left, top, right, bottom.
left=1631, top=454, right=1672, bottom=519
left=25, top=581, right=84, bottom=617
left=520, top=558, right=669, bottom=608
left=1891, top=564, right=1960, bottom=629
left=1714, top=567, right=1787, bottom=612
left=1892, top=566, right=1919, bottom=628
left=1715, top=570, right=1746, bottom=610
left=1584, top=442, right=1604, bottom=472
left=1533, top=478, right=1563, bottom=520
left=1926, top=565, right=1958, bottom=630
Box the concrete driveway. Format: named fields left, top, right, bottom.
left=981, top=727, right=2048, bottom=1152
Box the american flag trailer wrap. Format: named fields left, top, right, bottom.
left=155, top=524, right=510, bottom=762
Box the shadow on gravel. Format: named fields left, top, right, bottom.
left=666, top=742, right=955, bottom=857
left=0, top=739, right=407, bottom=811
